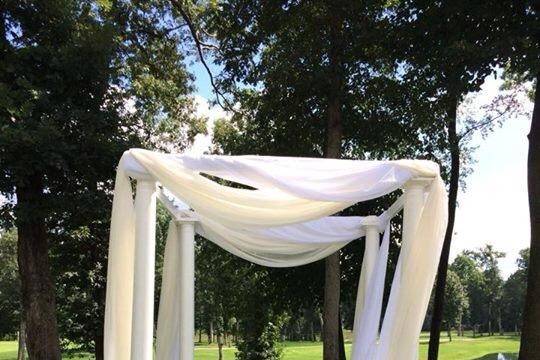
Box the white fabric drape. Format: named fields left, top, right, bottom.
left=104, top=160, right=136, bottom=360
left=376, top=179, right=447, bottom=360
left=105, top=148, right=448, bottom=360
left=156, top=222, right=182, bottom=359
left=351, top=223, right=390, bottom=359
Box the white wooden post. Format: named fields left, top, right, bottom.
left=362, top=215, right=380, bottom=292
left=131, top=180, right=157, bottom=360
left=401, top=179, right=430, bottom=258
left=351, top=215, right=381, bottom=359
left=178, top=220, right=195, bottom=360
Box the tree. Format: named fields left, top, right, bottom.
left=195, top=237, right=249, bottom=348
left=466, top=245, right=505, bottom=335
left=442, top=270, right=468, bottom=341
left=235, top=271, right=283, bottom=360
left=501, top=249, right=529, bottom=334
left=388, top=2, right=526, bottom=356
left=520, top=74, right=540, bottom=357
left=449, top=254, right=484, bottom=334
left=0, top=0, right=199, bottom=357
left=205, top=1, right=452, bottom=356
left=513, top=0, right=540, bottom=352
left=0, top=2, right=118, bottom=355
left=194, top=237, right=288, bottom=360
left=0, top=228, right=20, bottom=339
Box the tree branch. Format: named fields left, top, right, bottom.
left=458, top=85, right=526, bottom=142
left=170, top=0, right=238, bottom=114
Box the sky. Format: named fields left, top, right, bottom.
left=451, top=77, right=532, bottom=277
left=188, top=66, right=533, bottom=278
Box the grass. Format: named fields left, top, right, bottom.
left=0, top=332, right=520, bottom=360
left=418, top=332, right=519, bottom=360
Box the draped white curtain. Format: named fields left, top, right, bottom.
left=105, top=148, right=448, bottom=360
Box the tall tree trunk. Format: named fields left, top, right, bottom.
left=323, top=6, right=345, bottom=360
left=217, top=332, right=223, bottom=360
left=17, top=319, right=26, bottom=360
left=94, top=331, right=104, bottom=360
left=338, top=311, right=346, bottom=360
left=519, top=73, right=540, bottom=360
left=488, top=304, right=493, bottom=336
left=91, top=248, right=105, bottom=360
left=319, top=312, right=324, bottom=342
left=16, top=175, right=61, bottom=360
left=209, top=321, right=214, bottom=344
left=498, top=309, right=503, bottom=336
left=457, top=313, right=463, bottom=337
left=428, top=95, right=460, bottom=360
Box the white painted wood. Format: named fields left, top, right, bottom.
left=157, top=188, right=198, bottom=222
left=401, top=179, right=431, bottom=259
left=378, top=195, right=404, bottom=230
left=178, top=221, right=195, bottom=360
left=131, top=180, right=157, bottom=360
left=362, top=215, right=380, bottom=291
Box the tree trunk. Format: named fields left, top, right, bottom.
left=447, top=325, right=452, bottom=342
left=488, top=304, right=493, bottom=336
left=94, top=332, right=104, bottom=360
left=520, top=73, right=540, bottom=360
left=217, top=333, right=223, bottom=360
left=324, top=251, right=341, bottom=360
left=319, top=312, right=324, bottom=342
left=16, top=175, right=61, bottom=360
left=209, top=321, right=214, bottom=344
left=428, top=96, right=460, bottom=360
left=323, top=6, right=345, bottom=360
left=498, top=309, right=503, bottom=335
left=89, top=237, right=106, bottom=360
left=17, top=319, right=26, bottom=360
left=338, top=311, right=346, bottom=360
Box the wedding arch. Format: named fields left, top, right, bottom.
left=104, top=148, right=448, bottom=360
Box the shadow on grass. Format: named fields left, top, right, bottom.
left=473, top=353, right=518, bottom=360
left=418, top=334, right=521, bottom=345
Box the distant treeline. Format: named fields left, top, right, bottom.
left=0, top=219, right=529, bottom=354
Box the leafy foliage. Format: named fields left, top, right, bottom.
left=0, top=0, right=201, bottom=355
left=0, top=229, right=19, bottom=339
left=450, top=253, right=486, bottom=330
left=443, top=269, right=468, bottom=336
left=501, top=249, right=529, bottom=332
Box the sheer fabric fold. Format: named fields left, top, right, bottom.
left=105, top=149, right=448, bottom=360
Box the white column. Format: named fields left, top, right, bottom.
left=178, top=221, right=195, bottom=360
left=401, top=179, right=429, bottom=258
left=351, top=215, right=381, bottom=359
left=131, top=180, right=157, bottom=360
left=362, top=216, right=380, bottom=290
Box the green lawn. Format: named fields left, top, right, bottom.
left=0, top=333, right=520, bottom=360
